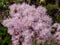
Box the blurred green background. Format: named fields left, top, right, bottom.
left=0, top=0, right=60, bottom=45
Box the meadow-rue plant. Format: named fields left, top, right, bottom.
left=2, top=3, right=60, bottom=45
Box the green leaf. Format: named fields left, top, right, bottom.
left=50, top=42, right=56, bottom=45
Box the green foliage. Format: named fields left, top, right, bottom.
left=50, top=41, right=56, bottom=45
left=34, top=39, right=39, bottom=45
left=39, top=0, right=46, bottom=4
left=46, top=4, right=57, bottom=11
left=0, top=25, right=11, bottom=45
left=0, top=0, right=4, bottom=7
left=55, top=15, right=60, bottom=23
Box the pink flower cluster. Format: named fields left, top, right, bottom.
left=52, top=23, right=60, bottom=45
left=2, top=3, right=60, bottom=45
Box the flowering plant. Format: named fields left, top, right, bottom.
left=2, top=3, right=60, bottom=45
